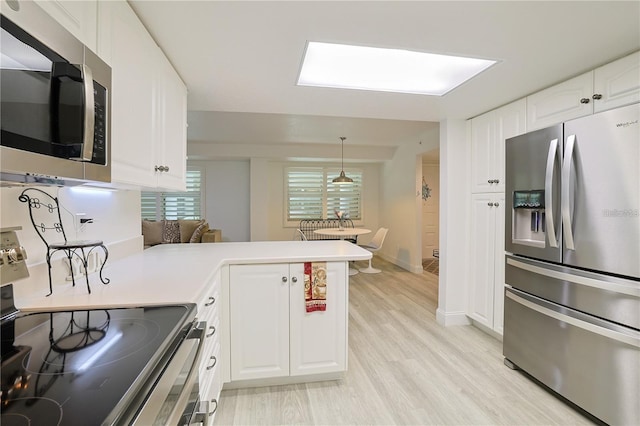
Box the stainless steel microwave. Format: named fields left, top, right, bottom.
left=0, top=3, right=111, bottom=186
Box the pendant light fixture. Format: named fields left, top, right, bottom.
left=332, top=137, right=353, bottom=184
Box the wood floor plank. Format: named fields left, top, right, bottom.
left=216, top=258, right=596, bottom=425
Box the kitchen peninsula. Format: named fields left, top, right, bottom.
left=11, top=240, right=371, bottom=423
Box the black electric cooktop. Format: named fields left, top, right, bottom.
left=1, top=291, right=195, bottom=426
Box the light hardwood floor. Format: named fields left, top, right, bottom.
left=215, top=258, right=596, bottom=425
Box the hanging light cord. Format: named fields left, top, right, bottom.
left=340, top=136, right=346, bottom=171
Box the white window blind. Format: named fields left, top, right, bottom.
left=141, top=168, right=204, bottom=220
left=286, top=167, right=362, bottom=222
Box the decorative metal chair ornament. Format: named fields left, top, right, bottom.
left=19, top=188, right=110, bottom=296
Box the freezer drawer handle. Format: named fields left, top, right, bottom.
left=544, top=138, right=560, bottom=248
left=561, top=134, right=576, bottom=250
left=506, top=290, right=640, bottom=348
left=507, top=258, right=640, bottom=297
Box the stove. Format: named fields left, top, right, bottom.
left=0, top=284, right=202, bottom=425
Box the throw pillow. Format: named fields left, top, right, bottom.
left=142, top=220, right=163, bottom=246
left=189, top=222, right=210, bottom=243
left=162, top=220, right=181, bottom=243
left=178, top=219, right=204, bottom=243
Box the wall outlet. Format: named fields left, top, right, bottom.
left=75, top=213, right=86, bottom=233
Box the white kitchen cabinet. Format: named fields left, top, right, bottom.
left=526, top=72, right=594, bottom=131
left=0, top=0, right=98, bottom=52
left=470, top=99, right=526, bottom=193
left=593, top=51, right=640, bottom=113
left=527, top=51, right=640, bottom=130
left=155, top=52, right=187, bottom=191
left=195, top=271, right=222, bottom=425
left=36, top=1, right=97, bottom=51
left=228, top=262, right=348, bottom=383
left=98, top=0, right=187, bottom=191
left=467, top=193, right=505, bottom=335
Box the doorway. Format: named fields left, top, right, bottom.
left=421, top=149, right=440, bottom=275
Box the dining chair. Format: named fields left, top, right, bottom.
left=18, top=188, right=110, bottom=296
left=293, top=228, right=308, bottom=241
left=358, top=227, right=388, bottom=274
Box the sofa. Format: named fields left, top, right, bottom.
left=142, top=219, right=222, bottom=249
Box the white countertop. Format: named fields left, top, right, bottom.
left=14, top=240, right=371, bottom=312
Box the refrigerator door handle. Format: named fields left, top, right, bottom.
left=506, top=289, right=640, bottom=348
left=562, top=134, right=576, bottom=250
left=544, top=138, right=559, bottom=248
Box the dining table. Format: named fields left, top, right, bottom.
left=313, top=227, right=371, bottom=275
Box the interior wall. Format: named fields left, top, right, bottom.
left=437, top=119, right=471, bottom=327
left=379, top=128, right=439, bottom=273
left=189, top=160, right=250, bottom=242
left=0, top=186, right=142, bottom=297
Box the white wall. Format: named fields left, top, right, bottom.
left=190, top=160, right=250, bottom=242
left=379, top=128, right=439, bottom=273
left=0, top=186, right=142, bottom=297
left=437, top=120, right=471, bottom=326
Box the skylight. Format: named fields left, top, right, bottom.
left=297, top=41, right=497, bottom=96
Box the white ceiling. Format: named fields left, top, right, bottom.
left=129, top=1, right=640, bottom=149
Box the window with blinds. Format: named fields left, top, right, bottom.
left=286, top=167, right=362, bottom=222
left=141, top=168, right=204, bottom=221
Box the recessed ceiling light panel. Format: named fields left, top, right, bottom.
left=297, top=41, right=497, bottom=96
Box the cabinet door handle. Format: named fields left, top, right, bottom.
left=291, top=276, right=298, bottom=283
left=494, top=179, right=499, bottom=184
left=205, top=296, right=215, bottom=306
left=282, top=276, right=288, bottom=282
left=487, top=179, right=493, bottom=184
left=487, top=202, right=494, bottom=207
left=579, top=97, right=590, bottom=104
left=206, top=355, right=217, bottom=370
left=206, top=325, right=216, bottom=337
left=494, top=202, right=499, bottom=207
left=209, top=399, right=218, bottom=415
left=592, top=93, right=602, bottom=100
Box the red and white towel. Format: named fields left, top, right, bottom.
left=304, top=262, right=327, bottom=312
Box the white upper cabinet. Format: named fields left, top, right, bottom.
left=526, top=72, right=594, bottom=131
left=155, top=53, right=187, bottom=191
left=97, top=0, right=187, bottom=191
left=1, top=1, right=97, bottom=52
left=527, top=51, right=640, bottom=130
left=471, top=99, right=526, bottom=193
left=593, top=51, right=640, bottom=113
left=99, top=0, right=158, bottom=188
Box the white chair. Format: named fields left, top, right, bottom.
left=358, top=227, right=388, bottom=274
left=293, top=228, right=308, bottom=241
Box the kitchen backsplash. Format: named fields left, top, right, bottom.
left=0, top=186, right=142, bottom=297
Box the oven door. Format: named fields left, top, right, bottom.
left=133, top=321, right=208, bottom=426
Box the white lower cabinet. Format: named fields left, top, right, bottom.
left=228, top=262, right=347, bottom=383
left=196, top=273, right=222, bottom=425
left=467, top=193, right=505, bottom=335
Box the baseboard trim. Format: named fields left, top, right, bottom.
left=436, top=308, right=471, bottom=326
left=378, top=253, right=423, bottom=274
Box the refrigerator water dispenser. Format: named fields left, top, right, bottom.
left=512, top=190, right=546, bottom=248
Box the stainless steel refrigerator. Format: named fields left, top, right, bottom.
left=503, top=103, right=639, bottom=425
